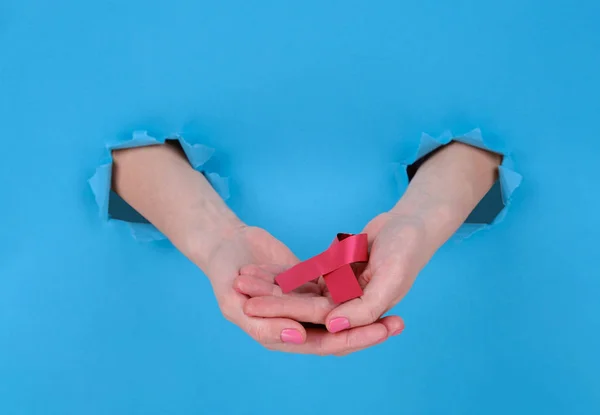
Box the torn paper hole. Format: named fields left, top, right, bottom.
left=88, top=131, right=230, bottom=242
left=394, top=128, right=522, bottom=240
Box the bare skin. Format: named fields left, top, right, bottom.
left=236, top=142, right=502, bottom=336
left=111, top=142, right=403, bottom=355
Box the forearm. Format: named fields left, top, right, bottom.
left=111, top=143, right=243, bottom=270
left=391, top=142, right=502, bottom=250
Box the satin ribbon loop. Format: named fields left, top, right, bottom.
left=275, top=233, right=368, bottom=304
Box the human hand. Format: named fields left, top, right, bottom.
left=234, top=215, right=415, bottom=337
left=321, top=141, right=502, bottom=331
left=233, top=249, right=405, bottom=354
left=320, top=212, right=431, bottom=331
left=232, top=142, right=502, bottom=337
left=203, top=225, right=400, bottom=354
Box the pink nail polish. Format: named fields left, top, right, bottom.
left=328, top=317, right=350, bottom=333
left=281, top=329, right=303, bottom=344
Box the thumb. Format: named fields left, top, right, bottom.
left=325, top=275, right=398, bottom=332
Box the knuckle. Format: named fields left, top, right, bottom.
left=272, top=285, right=283, bottom=296
left=245, top=297, right=271, bottom=317
left=241, top=264, right=261, bottom=276
left=366, top=306, right=379, bottom=324
left=242, top=299, right=256, bottom=316
left=344, top=332, right=355, bottom=351
left=263, top=344, right=277, bottom=352
left=358, top=268, right=373, bottom=287
left=318, top=302, right=333, bottom=321
left=314, top=337, right=330, bottom=357
left=248, top=323, right=270, bottom=344
left=317, top=349, right=331, bottom=357
left=360, top=293, right=384, bottom=323
left=317, top=347, right=333, bottom=357
left=309, top=301, right=319, bottom=322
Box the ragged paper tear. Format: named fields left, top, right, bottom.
left=394, top=128, right=522, bottom=240
left=88, top=131, right=229, bottom=242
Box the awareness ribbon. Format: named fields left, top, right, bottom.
left=275, top=233, right=368, bottom=304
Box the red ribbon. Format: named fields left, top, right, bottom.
left=275, top=233, right=368, bottom=304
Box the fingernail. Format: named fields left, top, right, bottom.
left=281, top=329, right=303, bottom=344
left=328, top=317, right=350, bottom=333
left=391, top=326, right=405, bottom=336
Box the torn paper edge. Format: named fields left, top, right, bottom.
left=88, top=130, right=230, bottom=242
left=393, top=128, right=523, bottom=240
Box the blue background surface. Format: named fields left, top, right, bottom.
left=1, top=0, right=599, bottom=414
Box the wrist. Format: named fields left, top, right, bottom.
left=389, top=198, right=459, bottom=249
left=180, top=202, right=246, bottom=272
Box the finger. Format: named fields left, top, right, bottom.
left=336, top=316, right=404, bottom=356
left=325, top=276, right=398, bottom=331
left=239, top=264, right=296, bottom=282
left=331, top=316, right=403, bottom=357
left=234, top=274, right=321, bottom=297
left=234, top=274, right=282, bottom=297
left=244, top=295, right=334, bottom=324
left=258, top=264, right=293, bottom=275
left=239, top=264, right=279, bottom=282
left=258, top=264, right=323, bottom=293
left=245, top=317, right=308, bottom=346
left=272, top=321, right=388, bottom=356
left=378, top=315, right=405, bottom=337
left=290, top=283, right=323, bottom=295
left=332, top=338, right=387, bottom=357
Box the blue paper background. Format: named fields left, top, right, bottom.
left=1, top=1, right=599, bottom=414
